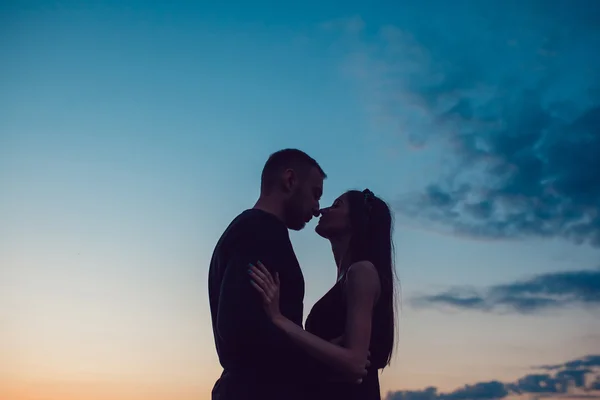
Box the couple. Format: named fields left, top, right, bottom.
left=208, top=149, right=397, bottom=400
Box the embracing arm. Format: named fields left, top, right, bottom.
left=216, top=234, right=330, bottom=379
left=271, top=261, right=380, bottom=380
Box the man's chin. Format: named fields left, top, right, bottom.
left=287, top=220, right=306, bottom=231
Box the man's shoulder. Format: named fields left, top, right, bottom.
left=219, top=209, right=288, bottom=246
left=210, top=209, right=291, bottom=275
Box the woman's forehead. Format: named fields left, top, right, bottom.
left=335, top=193, right=348, bottom=203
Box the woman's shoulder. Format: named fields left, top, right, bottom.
left=347, top=260, right=379, bottom=279
left=343, top=261, right=381, bottom=296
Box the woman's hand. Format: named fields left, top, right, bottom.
left=249, top=261, right=283, bottom=322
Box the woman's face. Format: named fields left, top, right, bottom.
left=315, top=193, right=352, bottom=239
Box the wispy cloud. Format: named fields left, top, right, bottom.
left=326, top=3, right=600, bottom=247
left=385, top=355, right=600, bottom=400
left=411, top=268, right=600, bottom=314
left=539, top=356, right=600, bottom=372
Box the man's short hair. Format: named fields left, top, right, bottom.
left=260, top=149, right=326, bottom=193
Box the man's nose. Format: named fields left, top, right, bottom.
left=317, top=207, right=329, bottom=216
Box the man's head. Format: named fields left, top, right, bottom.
left=260, top=149, right=326, bottom=231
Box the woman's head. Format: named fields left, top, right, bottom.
left=315, top=189, right=391, bottom=244
left=315, top=189, right=397, bottom=367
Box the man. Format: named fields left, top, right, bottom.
left=208, top=149, right=330, bottom=400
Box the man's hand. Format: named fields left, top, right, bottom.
left=355, top=354, right=371, bottom=384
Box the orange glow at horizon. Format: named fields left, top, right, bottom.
left=0, top=379, right=210, bottom=400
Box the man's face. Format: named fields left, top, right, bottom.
left=283, top=167, right=324, bottom=231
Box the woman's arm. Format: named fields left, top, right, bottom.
left=249, top=261, right=380, bottom=381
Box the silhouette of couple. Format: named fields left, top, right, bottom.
left=209, top=149, right=397, bottom=400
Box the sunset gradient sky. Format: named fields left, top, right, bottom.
left=2, top=1, right=599, bottom=399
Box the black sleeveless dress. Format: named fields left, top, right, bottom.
left=305, top=277, right=386, bottom=400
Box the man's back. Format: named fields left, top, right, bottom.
left=209, top=209, right=318, bottom=399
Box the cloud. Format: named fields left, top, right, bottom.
left=411, top=268, right=600, bottom=314
left=329, top=4, right=600, bottom=247
left=538, top=356, right=600, bottom=372
left=385, top=355, right=600, bottom=400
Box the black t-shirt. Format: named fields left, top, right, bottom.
left=208, top=209, right=326, bottom=400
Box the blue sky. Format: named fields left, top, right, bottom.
left=1, top=1, right=599, bottom=399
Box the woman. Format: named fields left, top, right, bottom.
left=248, top=188, right=397, bottom=400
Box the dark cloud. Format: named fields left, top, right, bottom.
left=411, top=268, right=600, bottom=314
left=396, top=100, right=600, bottom=247
left=539, top=355, right=600, bottom=371
left=385, top=355, right=600, bottom=400
left=338, top=4, right=600, bottom=247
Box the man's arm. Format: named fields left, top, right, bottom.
left=216, top=245, right=293, bottom=363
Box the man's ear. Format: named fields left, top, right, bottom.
left=281, top=168, right=297, bottom=193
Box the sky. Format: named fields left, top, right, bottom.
left=1, top=0, right=599, bottom=399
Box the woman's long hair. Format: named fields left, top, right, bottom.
left=344, top=189, right=398, bottom=368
